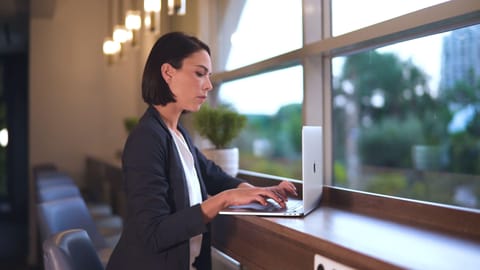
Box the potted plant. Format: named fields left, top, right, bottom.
left=116, top=117, right=139, bottom=159
left=124, top=117, right=139, bottom=133
left=193, top=104, right=247, bottom=176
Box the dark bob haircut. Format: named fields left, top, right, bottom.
left=142, top=32, right=211, bottom=105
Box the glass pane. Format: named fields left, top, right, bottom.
left=331, top=0, right=449, bottom=36
left=332, top=24, right=480, bottom=210
left=218, top=66, right=303, bottom=179
left=220, top=0, right=302, bottom=70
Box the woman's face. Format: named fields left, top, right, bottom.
left=166, top=49, right=213, bottom=112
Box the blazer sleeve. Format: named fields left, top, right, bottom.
left=122, top=122, right=208, bottom=253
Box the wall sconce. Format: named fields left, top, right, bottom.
left=113, top=25, right=131, bottom=57
left=168, top=0, right=186, bottom=15
left=103, top=37, right=121, bottom=65
left=144, top=0, right=161, bottom=32
left=125, top=10, right=141, bottom=46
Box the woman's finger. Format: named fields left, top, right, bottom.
left=281, top=181, right=298, bottom=196
left=263, top=190, right=287, bottom=208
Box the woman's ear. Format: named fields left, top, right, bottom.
left=161, top=63, right=175, bottom=83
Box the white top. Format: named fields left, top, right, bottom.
left=169, top=128, right=203, bottom=269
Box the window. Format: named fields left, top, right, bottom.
left=331, top=0, right=449, bottom=36
left=212, top=0, right=303, bottom=179
left=218, top=0, right=303, bottom=71
left=211, top=1, right=480, bottom=210
left=219, top=66, right=303, bottom=179
left=332, top=25, right=480, bottom=209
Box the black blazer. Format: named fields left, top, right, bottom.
left=106, top=106, right=244, bottom=270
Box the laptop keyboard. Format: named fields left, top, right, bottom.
left=226, top=198, right=304, bottom=215
left=266, top=199, right=303, bottom=213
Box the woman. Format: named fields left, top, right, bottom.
left=106, top=32, right=297, bottom=270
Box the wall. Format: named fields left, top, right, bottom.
left=29, top=0, right=204, bottom=186
left=29, top=0, right=142, bottom=186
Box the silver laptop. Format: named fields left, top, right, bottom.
left=219, top=126, right=323, bottom=217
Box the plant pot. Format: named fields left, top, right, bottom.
left=202, top=147, right=239, bottom=177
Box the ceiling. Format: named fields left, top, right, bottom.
left=0, top=0, right=56, bottom=54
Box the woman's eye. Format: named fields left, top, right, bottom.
left=196, top=72, right=205, bottom=77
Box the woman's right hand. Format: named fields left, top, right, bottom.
left=222, top=186, right=286, bottom=207
left=200, top=186, right=286, bottom=223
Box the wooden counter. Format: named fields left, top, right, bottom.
left=86, top=156, right=480, bottom=270
left=212, top=205, right=480, bottom=270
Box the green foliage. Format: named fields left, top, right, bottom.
left=343, top=51, right=412, bottom=121
left=232, top=104, right=302, bottom=179
left=466, top=111, right=480, bottom=137
left=333, top=161, right=348, bottom=186
left=421, top=109, right=451, bottom=145
left=340, top=51, right=437, bottom=123
left=193, top=104, right=247, bottom=149
left=273, top=104, right=303, bottom=156
left=441, top=75, right=480, bottom=175
left=335, top=50, right=453, bottom=168
left=366, top=172, right=432, bottom=201
left=449, top=131, right=480, bottom=174
left=124, top=117, right=139, bottom=133
left=410, top=181, right=427, bottom=199
left=366, top=172, right=407, bottom=196
left=239, top=151, right=302, bottom=179
left=359, top=115, right=423, bottom=167
left=441, top=78, right=480, bottom=107
left=331, top=45, right=480, bottom=206
left=253, top=104, right=303, bottom=159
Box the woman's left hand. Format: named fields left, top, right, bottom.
left=265, top=181, right=298, bottom=202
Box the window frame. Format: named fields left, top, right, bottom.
left=210, top=1, right=480, bottom=205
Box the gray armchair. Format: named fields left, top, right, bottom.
left=36, top=196, right=116, bottom=265
left=42, top=228, right=104, bottom=270
left=35, top=171, right=117, bottom=219
left=37, top=184, right=82, bottom=203
left=36, top=171, right=75, bottom=189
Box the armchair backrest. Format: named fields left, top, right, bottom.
left=37, top=184, right=81, bottom=203
left=43, top=228, right=104, bottom=270
left=37, top=196, right=107, bottom=249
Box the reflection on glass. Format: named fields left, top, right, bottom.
left=331, top=0, right=448, bottom=36
left=218, top=66, right=304, bottom=179
left=332, top=24, right=480, bottom=210
left=222, top=0, right=302, bottom=70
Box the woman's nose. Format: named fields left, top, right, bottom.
left=204, top=77, right=213, bottom=91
